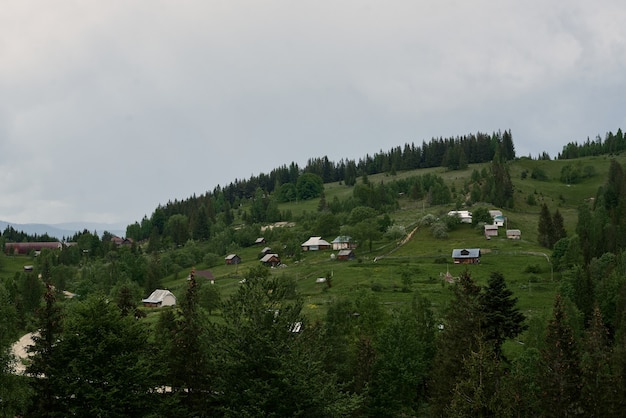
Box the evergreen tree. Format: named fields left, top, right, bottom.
left=429, top=271, right=483, bottom=416
left=26, top=283, right=64, bottom=417
left=538, top=203, right=554, bottom=248
left=0, top=283, right=31, bottom=417
left=479, top=272, right=527, bottom=361
left=580, top=306, right=614, bottom=417
left=540, top=294, right=581, bottom=417
left=51, top=296, right=158, bottom=416
left=552, top=209, right=567, bottom=244
left=157, top=269, right=215, bottom=416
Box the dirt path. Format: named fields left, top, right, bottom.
left=10, top=332, right=36, bottom=374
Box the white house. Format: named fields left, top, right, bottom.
left=447, top=210, right=472, bottom=224
left=142, top=289, right=177, bottom=308
left=301, top=236, right=331, bottom=251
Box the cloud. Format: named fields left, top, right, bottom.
left=1, top=0, right=626, bottom=225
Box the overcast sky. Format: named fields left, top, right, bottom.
left=2, top=1, right=626, bottom=228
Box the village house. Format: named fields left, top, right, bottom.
left=337, top=249, right=356, bottom=261
left=301, top=236, right=331, bottom=251
left=331, top=236, right=356, bottom=250
left=452, top=248, right=481, bottom=264
left=484, top=224, right=498, bottom=239
left=506, top=229, right=522, bottom=240
left=260, top=253, right=281, bottom=267
left=142, top=289, right=176, bottom=308
left=447, top=210, right=472, bottom=224
left=254, top=237, right=266, bottom=245
left=225, top=254, right=241, bottom=265
left=4, top=242, right=63, bottom=255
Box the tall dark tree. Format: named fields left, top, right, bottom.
left=157, top=269, right=214, bottom=416
left=540, top=294, right=581, bottom=417
left=580, top=306, right=614, bottom=417
left=479, top=272, right=528, bottom=361
left=26, top=282, right=64, bottom=417
left=552, top=209, right=567, bottom=244
left=429, top=270, right=483, bottom=416
left=538, top=203, right=555, bottom=249
left=49, top=296, right=158, bottom=417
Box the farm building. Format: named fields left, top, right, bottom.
left=5, top=242, right=63, bottom=255
left=225, top=254, right=241, bottom=265
left=142, top=289, right=176, bottom=308
left=452, top=248, right=481, bottom=264
left=447, top=210, right=472, bottom=224
left=506, top=229, right=522, bottom=239
left=331, top=236, right=356, bottom=250
left=260, top=247, right=273, bottom=256
left=484, top=224, right=498, bottom=239
left=254, top=237, right=266, bottom=245
left=337, top=249, right=356, bottom=261
left=260, top=253, right=281, bottom=267
left=489, top=210, right=506, bottom=227
left=301, top=236, right=331, bottom=251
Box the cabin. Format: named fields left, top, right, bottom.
left=260, top=247, right=273, bottom=256
left=331, top=236, right=356, bottom=250
left=142, top=289, right=176, bottom=308
left=447, top=210, right=472, bottom=224
left=254, top=237, right=266, bottom=245
left=506, top=229, right=522, bottom=240
left=301, top=236, right=331, bottom=251
left=484, top=224, right=498, bottom=239
left=337, top=249, right=356, bottom=261
left=452, top=248, right=481, bottom=264
left=225, top=254, right=241, bottom=265
left=260, top=253, right=281, bottom=267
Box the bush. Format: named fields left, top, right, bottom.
left=524, top=264, right=542, bottom=274
left=430, top=222, right=448, bottom=239
left=370, top=282, right=384, bottom=292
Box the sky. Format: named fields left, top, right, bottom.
left=2, top=1, right=626, bottom=229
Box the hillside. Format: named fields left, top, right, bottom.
left=152, top=154, right=624, bottom=324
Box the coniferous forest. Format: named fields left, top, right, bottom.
left=3, top=129, right=626, bottom=416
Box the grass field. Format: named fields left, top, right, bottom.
left=4, top=154, right=622, bottom=333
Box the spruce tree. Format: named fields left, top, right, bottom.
left=552, top=209, right=567, bottom=245
left=540, top=294, right=581, bottom=417
left=538, top=203, right=554, bottom=248
left=580, top=306, right=614, bottom=417
left=479, top=272, right=527, bottom=361
left=429, top=270, right=483, bottom=416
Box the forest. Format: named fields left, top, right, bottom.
left=1, top=129, right=626, bottom=416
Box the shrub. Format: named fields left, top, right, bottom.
left=430, top=222, right=448, bottom=239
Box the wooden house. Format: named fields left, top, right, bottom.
left=331, top=236, right=356, bottom=250
left=254, top=237, right=266, bottom=245
left=452, top=248, right=481, bottom=264
left=225, top=254, right=241, bottom=265
left=506, top=229, right=521, bottom=240
left=484, top=224, right=498, bottom=239
left=337, top=249, right=356, bottom=261
left=4, top=242, right=63, bottom=255
left=301, top=236, right=331, bottom=251
left=260, top=253, right=281, bottom=267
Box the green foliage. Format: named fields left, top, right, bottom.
left=296, top=172, right=324, bottom=200
left=471, top=206, right=493, bottom=227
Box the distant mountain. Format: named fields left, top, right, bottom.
left=0, top=221, right=126, bottom=240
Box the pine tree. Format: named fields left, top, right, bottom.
left=429, top=270, right=483, bottom=416
left=552, top=209, right=567, bottom=245
left=479, top=272, right=528, bottom=361
left=540, top=294, right=581, bottom=417
left=580, top=307, right=614, bottom=417
left=538, top=203, right=554, bottom=248
left=26, top=283, right=64, bottom=417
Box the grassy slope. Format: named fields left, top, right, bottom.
left=5, top=154, right=624, bottom=331
left=161, top=154, right=626, bottom=328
